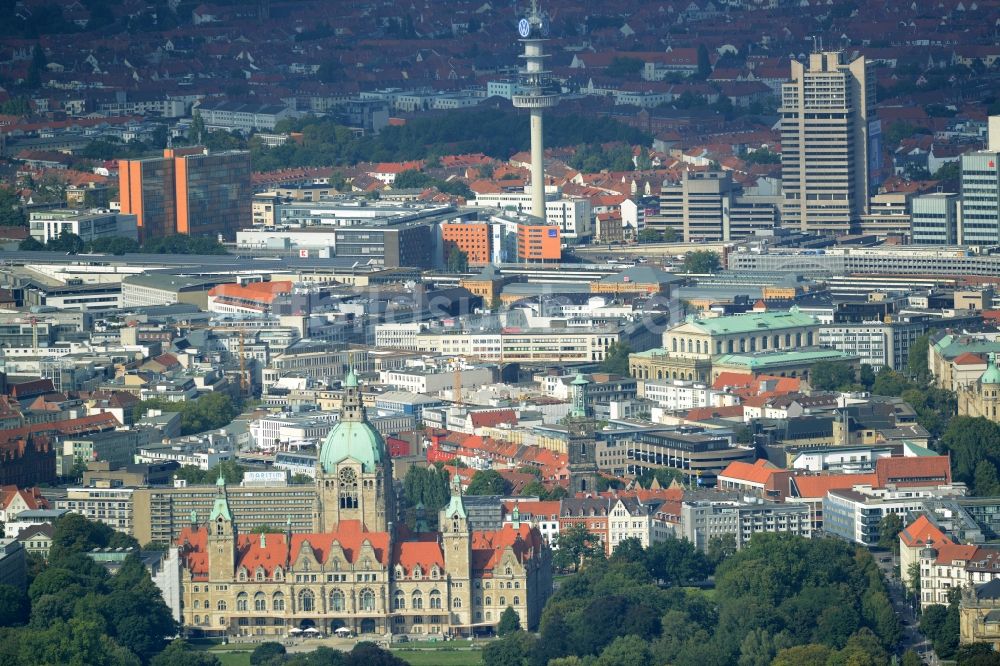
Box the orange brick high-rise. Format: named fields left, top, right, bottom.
left=119, top=148, right=251, bottom=242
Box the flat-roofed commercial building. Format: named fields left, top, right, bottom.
left=132, top=483, right=318, bottom=546
left=29, top=209, right=137, bottom=245
left=597, top=429, right=753, bottom=485
left=121, top=274, right=235, bottom=309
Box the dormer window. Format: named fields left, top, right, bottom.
left=413, top=566, right=422, bottom=580
left=273, top=567, right=283, bottom=582
left=255, top=567, right=265, bottom=582
left=237, top=567, right=248, bottom=582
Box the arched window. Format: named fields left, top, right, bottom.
left=219, top=617, right=226, bottom=626
left=330, top=590, right=345, bottom=612
left=217, top=600, right=227, bottom=611
left=254, top=592, right=266, bottom=612
left=237, top=567, right=248, bottom=582
left=272, top=592, right=285, bottom=611
left=429, top=590, right=442, bottom=609
left=505, top=567, right=512, bottom=576
left=299, top=589, right=315, bottom=613
left=339, top=469, right=359, bottom=509
left=413, top=566, right=422, bottom=580
left=514, top=596, right=520, bottom=605
left=255, top=567, right=265, bottom=582
left=485, top=597, right=491, bottom=606
left=236, top=593, right=248, bottom=612
left=393, top=590, right=405, bottom=610
left=273, top=567, right=284, bottom=582
left=194, top=615, right=201, bottom=625
left=360, top=588, right=375, bottom=612
left=193, top=600, right=200, bottom=610
left=394, top=565, right=404, bottom=580
left=412, top=591, right=423, bottom=610
left=453, top=598, right=462, bottom=609
left=500, top=597, right=506, bottom=606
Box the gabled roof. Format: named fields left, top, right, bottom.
left=790, top=473, right=877, bottom=499
left=899, top=515, right=952, bottom=549
left=718, top=459, right=780, bottom=486
left=952, top=352, right=985, bottom=365
left=933, top=542, right=978, bottom=565
left=875, top=455, right=951, bottom=488
left=471, top=523, right=544, bottom=574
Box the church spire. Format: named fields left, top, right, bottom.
left=340, top=368, right=365, bottom=422
left=209, top=471, right=233, bottom=523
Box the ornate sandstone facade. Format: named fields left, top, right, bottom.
left=176, top=372, right=551, bottom=638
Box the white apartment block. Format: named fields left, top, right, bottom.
left=640, top=379, right=737, bottom=412
left=374, top=323, right=428, bottom=350
left=58, top=487, right=134, bottom=534
left=471, top=192, right=592, bottom=239
left=29, top=209, right=138, bottom=245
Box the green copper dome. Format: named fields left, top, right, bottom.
left=983, top=354, right=1000, bottom=385
left=319, top=371, right=385, bottom=474
left=319, top=420, right=386, bottom=473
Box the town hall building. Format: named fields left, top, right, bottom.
left=175, top=371, right=552, bottom=638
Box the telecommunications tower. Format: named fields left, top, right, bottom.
left=511, top=0, right=559, bottom=220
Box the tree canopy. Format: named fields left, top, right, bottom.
left=486, top=533, right=900, bottom=666
left=682, top=250, right=721, bottom=274
left=0, top=513, right=178, bottom=665
left=466, top=469, right=509, bottom=496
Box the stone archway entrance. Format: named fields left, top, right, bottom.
left=330, top=619, right=346, bottom=633
left=360, top=619, right=376, bottom=634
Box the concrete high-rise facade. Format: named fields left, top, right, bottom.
left=780, top=52, right=875, bottom=235
left=912, top=192, right=962, bottom=245
left=651, top=171, right=778, bottom=242
left=960, top=150, right=1000, bottom=245
left=119, top=147, right=251, bottom=241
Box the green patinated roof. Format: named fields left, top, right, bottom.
left=713, top=349, right=857, bottom=368
left=442, top=475, right=467, bottom=521
left=209, top=473, right=232, bottom=522
left=982, top=354, right=1000, bottom=385
left=344, top=370, right=358, bottom=388
left=933, top=335, right=1000, bottom=359
left=319, top=420, right=385, bottom=474
left=680, top=309, right=817, bottom=335
left=903, top=441, right=937, bottom=457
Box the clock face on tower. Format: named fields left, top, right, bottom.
left=517, top=18, right=530, bottom=38
left=339, top=467, right=357, bottom=485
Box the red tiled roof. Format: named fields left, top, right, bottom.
left=875, top=456, right=951, bottom=489
left=0, top=485, right=49, bottom=511
left=718, top=459, right=779, bottom=486
left=934, top=542, right=978, bottom=565
left=0, top=412, right=120, bottom=447
left=470, top=410, right=517, bottom=429
left=791, top=473, right=877, bottom=499
left=899, top=515, right=952, bottom=549
left=953, top=352, right=985, bottom=366
left=471, top=523, right=545, bottom=574
left=208, top=281, right=292, bottom=305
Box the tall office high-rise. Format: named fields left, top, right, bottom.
left=780, top=52, right=875, bottom=235
left=959, top=117, right=1000, bottom=245
left=119, top=148, right=251, bottom=241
